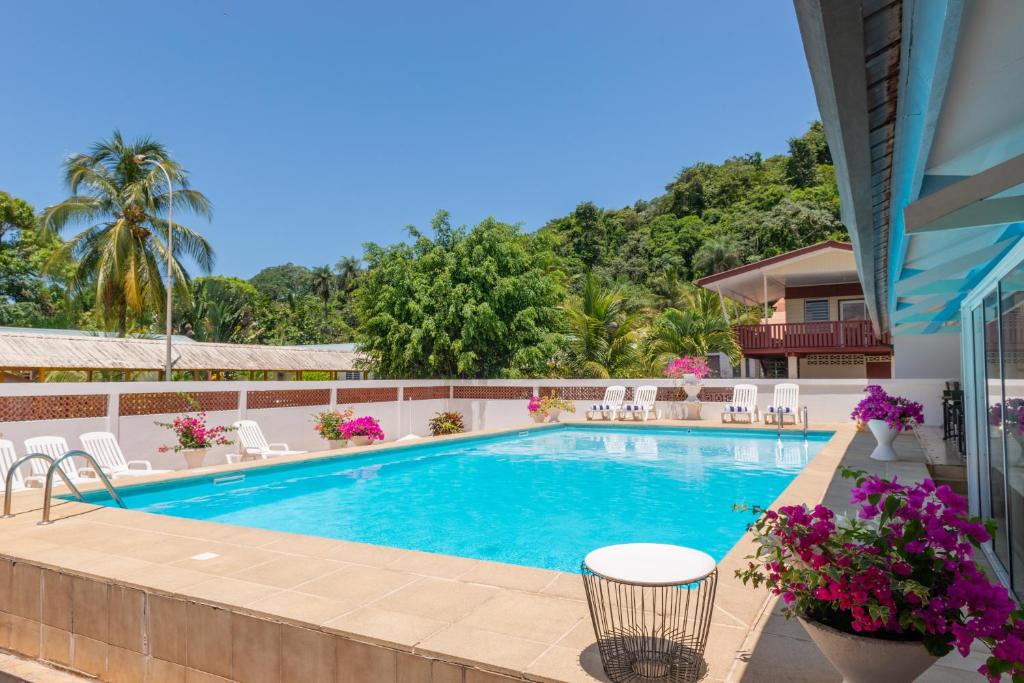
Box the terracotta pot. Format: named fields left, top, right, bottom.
left=867, top=419, right=900, bottom=461
left=799, top=617, right=937, bottom=683
left=530, top=412, right=546, bottom=423
left=182, top=448, right=210, bottom=469
left=350, top=435, right=373, bottom=447
left=328, top=439, right=348, bottom=450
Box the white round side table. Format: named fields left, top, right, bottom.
left=581, top=543, right=718, bottom=682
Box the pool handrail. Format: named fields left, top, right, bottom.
left=1, top=452, right=85, bottom=519
left=39, top=450, right=126, bottom=525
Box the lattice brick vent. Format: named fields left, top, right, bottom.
left=0, top=394, right=108, bottom=422
left=403, top=386, right=450, bottom=401
left=805, top=354, right=865, bottom=366
left=119, top=391, right=238, bottom=417
left=247, top=389, right=331, bottom=410
left=865, top=355, right=892, bottom=363
left=452, top=386, right=533, bottom=400
left=336, top=387, right=399, bottom=404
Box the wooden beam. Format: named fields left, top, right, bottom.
left=905, top=153, right=1024, bottom=233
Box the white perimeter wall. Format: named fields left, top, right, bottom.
left=894, top=333, right=962, bottom=379
left=0, top=378, right=946, bottom=471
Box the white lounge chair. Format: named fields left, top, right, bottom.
left=587, top=386, right=626, bottom=421
left=617, top=385, right=661, bottom=421
left=763, top=383, right=800, bottom=425
left=0, top=440, right=26, bottom=491
left=722, top=384, right=759, bottom=424
left=23, top=436, right=100, bottom=485
left=232, top=420, right=306, bottom=462
left=79, top=432, right=171, bottom=479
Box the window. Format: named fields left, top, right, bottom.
left=804, top=299, right=830, bottom=322
left=840, top=299, right=867, bottom=321
left=343, top=371, right=362, bottom=380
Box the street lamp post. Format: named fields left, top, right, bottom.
left=134, top=155, right=175, bottom=381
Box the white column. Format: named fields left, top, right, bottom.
left=787, top=356, right=799, bottom=379
left=108, top=391, right=120, bottom=439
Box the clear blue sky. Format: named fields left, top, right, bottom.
left=0, top=1, right=819, bottom=279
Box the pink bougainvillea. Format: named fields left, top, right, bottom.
left=738, top=469, right=1024, bottom=681
left=339, top=416, right=384, bottom=442
left=155, top=412, right=234, bottom=452
left=850, top=385, right=924, bottom=432
left=663, top=356, right=711, bottom=380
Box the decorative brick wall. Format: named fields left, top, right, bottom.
left=336, top=387, right=399, bottom=404
left=246, top=389, right=330, bottom=410
left=539, top=386, right=607, bottom=401
left=452, top=386, right=533, bottom=400
left=403, top=386, right=450, bottom=401
left=699, top=386, right=734, bottom=402
left=119, top=391, right=239, bottom=417
left=0, top=395, right=108, bottom=422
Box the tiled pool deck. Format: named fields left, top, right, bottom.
left=0, top=421, right=980, bottom=682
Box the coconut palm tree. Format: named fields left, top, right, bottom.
left=645, top=287, right=741, bottom=370
left=693, top=235, right=743, bottom=276
left=334, top=256, right=360, bottom=294
left=40, top=131, right=214, bottom=335
left=560, top=273, right=642, bottom=378
left=310, top=265, right=334, bottom=317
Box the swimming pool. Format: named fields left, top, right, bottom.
left=79, top=425, right=831, bottom=572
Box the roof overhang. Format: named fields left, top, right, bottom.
left=695, top=241, right=857, bottom=306
left=795, top=0, right=1024, bottom=336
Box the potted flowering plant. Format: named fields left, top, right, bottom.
left=664, top=356, right=711, bottom=402
left=738, top=469, right=1024, bottom=682
left=312, top=408, right=354, bottom=449
left=428, top=411, right=465, bottom=436
left=539, top=395, right=576, bottom=422
left=528, top=395, right=546, bottom=423
left=155, top=400, right=235, bottom=469
left=340, top=416, right=384, bottom=446
left=850, top=385, right=924, bottom=461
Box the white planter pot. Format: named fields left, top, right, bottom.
left=182, top=448, right=210, bottom=469
left=328, top=439, right=348, bottom=450
left=867, top=419, right=900, bottom=461
left=799, top=617, right=936, bottom=683
left=546, top=408, right=562, bottom=422
left=530, top=412, right=546, bottom=423
left=350, top=435, right=373, bottom=447
left=682, top=374, right=702, bottom=403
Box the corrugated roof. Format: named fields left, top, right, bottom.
left=0, top=330, right=362, bottom=372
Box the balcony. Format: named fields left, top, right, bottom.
left=735, top=320, right=892, bottom=356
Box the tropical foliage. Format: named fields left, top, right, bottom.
left=4, top=122, right=844, bottom=377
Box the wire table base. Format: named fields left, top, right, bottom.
left=582, top=559, right=717, bottom=682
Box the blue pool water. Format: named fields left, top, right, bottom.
left=80, top=425, right=830, bottom=572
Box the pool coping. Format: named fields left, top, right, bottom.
left=0, top=420, right=857, bottom=682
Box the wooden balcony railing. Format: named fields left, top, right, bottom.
left=735, top=320, right=891, bottom=354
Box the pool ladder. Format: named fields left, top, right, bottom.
left=1, top=450, right=126, bottom=525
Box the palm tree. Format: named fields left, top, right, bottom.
left=645, top=288, right=741, bottom=370
left=40, top=131, right=214, bottom=335
left=310, top=265, right=334, bottom=317
left=560, top=274, right=642, bottom=378
left=334, top=256, right=360, bottom=294
left=693, top=235, right=743, bottom=276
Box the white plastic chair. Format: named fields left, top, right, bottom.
left=617, top=385, right=661, bottom=421
left=80, top=432, right=171, bottom=479
left=232, top=420, right=306, bottom=462
left=722, top=384, right=759, bottom=424
left=764, top=383, right=800, bottom=425
left=23, top=436, right=97, bottom=485
left=0, top=440, right=26, bottom=491
left=587, top=386, right=626, bottom=421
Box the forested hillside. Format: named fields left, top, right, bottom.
left=0, top=123, right=844, bottom=378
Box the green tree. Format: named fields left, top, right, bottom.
left=560, top=274, right=642, bottom=378
left=334, top=256, right=360, bottom=294
left=40, top=131, right=214, bottom=335
left=181, top=276, right=260, bottom=342
left=0, top=191, right=69, bottom=326
left=645, top=288, right=740, bottom=370
left=355, top=211, right=562, bottom=377
left=693, top=234, right=745, bottom=276
left=309, top=265, right=334, bottom=317
left=249, top=263, right=312, bottom=302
